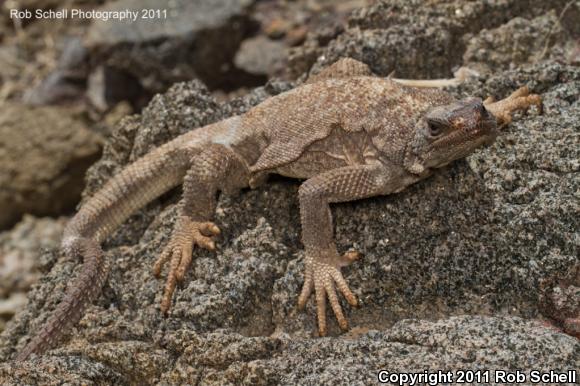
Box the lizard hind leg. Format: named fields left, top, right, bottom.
left=152, top=144, right=250, bottom=315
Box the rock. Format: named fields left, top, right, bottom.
left=0, top=45, right=23, bottom=95
left=1, top=1, right=579, bottom=383
left=23, top=37, right=89, bottom=106
left=83, top=0, right=256, bottom=107
left=1, top=316, right=577, bottom=384
left=463, top=12, right=566, bottom=73
left=0, top=294, right=27, bottom=329
left=1, top=60, right=578, bottom=381
left=288, top=0, right=577, bottom=79
left=0, top=216, right=66, bottom=331
left=285, top=25, right=308, bottom=47
left=539, top=263, right=580, bottom=338
left=263, top=18, right=291, bottom=39
left=0, top=103, right=102, bottom=229
left=287, top=21, right=344, bottom=79
left=234, top=36, right=286, bottom=77
left=86, top=65, right=144, bottom=113
left=23, top=71, right=87, bottom=106
left=0, top=215, right=67, bottom=297
left=24, top=0, right=258, bottom=108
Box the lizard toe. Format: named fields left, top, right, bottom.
left=339, top=250, right=362, bottom=267
left=298, top=256, right=314, bottom=310
left=324, top=277, right=348, bottom=331
left=300, top=256, right=358, bottom=336
left=192, top=230, right=216, bottom=251
left=314, top=274, right=327, bottom=337
left=198, top=221, right=221, bottom=237
left=509, top=85, right=530, bottom=98
left=329, top=268, right=358, bottom=307
left=175, top=243, right=192, bottom=282
left=160, top=246, right=182, bottom=314
left=485, top=89, right=542, bottom=126
left=153, top=244, right=172, bottom=277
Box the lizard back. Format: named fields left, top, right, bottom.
left=247, top=76, right=453, bottom=175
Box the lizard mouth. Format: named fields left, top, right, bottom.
left=431, top=117, right=497, bottom=150
left=467, top=105, right=498, bottom=144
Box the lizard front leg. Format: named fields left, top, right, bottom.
left=484, top=86, right=542, bottom=126
left=153, top=144, right=250, bottom=314
left=297, top=164, right=388, bottom=336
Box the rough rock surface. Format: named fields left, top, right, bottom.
left=2, top=316, right=578, bottom=384
left=0, top=0, right=96, bottom=104
left=22, top=0, right=258, bottom=109
left=462, top=11, right=566, bottom=73
left=0, top=103, right=102, bottom=229
left=1, top=1, right=579, bottom=384
left=0, top=216, right=67, bottom=332
left=288, top=0, right=579, bottom=79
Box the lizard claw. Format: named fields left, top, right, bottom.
left=153, top=216, right=220, bottom=314
left=339, top=250, right=362, bottom=266
left=298, top=253, right=358, bottom=336
left=484, top=86, right=542, bottom=126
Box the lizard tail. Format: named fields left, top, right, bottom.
left=16, top=238, right=108, bottom=361
left=15, top=140, right=194, bottom=361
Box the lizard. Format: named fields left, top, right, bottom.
left=14, top=57, right=542, bottom=361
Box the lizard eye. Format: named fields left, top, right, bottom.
left=427, top=119, right=446, bottom=137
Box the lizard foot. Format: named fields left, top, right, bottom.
left=297, top=251, right=361, bottom=336
left=484, top=86, right=542, bottom=126
left=153, top=216, right=220, bottom=314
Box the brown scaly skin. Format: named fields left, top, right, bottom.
left=15, top=58, right=542, bottom=361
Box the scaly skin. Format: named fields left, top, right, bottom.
left=15, top=58, right=542, bottom=361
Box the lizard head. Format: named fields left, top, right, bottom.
left=404, top=97, right=497, bottom=174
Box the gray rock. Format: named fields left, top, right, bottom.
left=23, top=37, right=89, bottom=106
left=23, top=71, right=87, bottom=106
left=288, top=0, right=577, bottom=79
left=24, top=0, right=257, bottom=108
left=234, top=36, right=287, bottom=77
left=83, top=0, right=255, bottom=106
left=463, top=12, right=566, bottom=73
left=0, top=216, right=66, bottom=331
left=1, top=1, right=579, bottom=384
left=1, top=316, right=578, bottom=384
left=0, top=103, right=102, bottom=229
